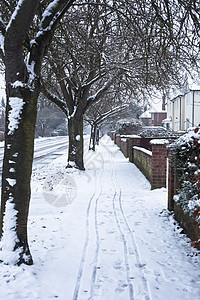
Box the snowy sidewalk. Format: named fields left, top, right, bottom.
left=0, top=135, right=200, bottom=300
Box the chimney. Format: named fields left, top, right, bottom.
left=162, top=95, right=166, bottom=111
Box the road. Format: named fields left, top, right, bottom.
left=33, top=136, right=69, bottom=168
left=0, top=136, right=69, bottom=184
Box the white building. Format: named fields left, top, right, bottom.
left=165, top=80, right=200, bottom=131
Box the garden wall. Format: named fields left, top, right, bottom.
left=111, top=133, right=168, bottom=189
left=111, top=131, right=200, bottom=249
left=133, top=146, right=152, bottom=183
left=133, top=140, right=168, bottom=189
left=167, top=148, right=200, bottom=249
left=174, top=203, right=200, bottom=249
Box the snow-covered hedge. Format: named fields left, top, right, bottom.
left=139, top=127, right=180, bottom=138
left=171, top=127, right=200, bottom=229
left=115, top=118, right=142, bottom=135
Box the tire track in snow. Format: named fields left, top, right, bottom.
left=72, top=171, right=103, bottom=300
left=111, top=167, right=134, bottom=300
left=110, top=155, right=151, bottom=300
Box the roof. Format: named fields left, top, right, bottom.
left=149, top=111, right=167, bottom=114
left=139, top=110, right=151, bottom=119
left=170, top=77, right=200, bottom=101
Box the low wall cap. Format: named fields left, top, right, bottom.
left=150, top=139, right=169, bottom=145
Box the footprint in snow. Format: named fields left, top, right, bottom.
left=113, top=260, right=123, bottom=270
left=115, top=280, right=128, bottom=294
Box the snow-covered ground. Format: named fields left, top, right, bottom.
left=0, top=136, right=200, bottom=300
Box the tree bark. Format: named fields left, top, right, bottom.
left=0, top=0, right=76, bottom=266
left=67, top=116, right=85, bottom=170
left=0, top=85, right=39, bottom=265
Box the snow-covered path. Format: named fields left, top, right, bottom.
left=0, top=136, right=199, bottom=300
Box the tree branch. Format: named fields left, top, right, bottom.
left=40, top=79, right=69, bottom=116
left=85, top=72, right=122, bottom=113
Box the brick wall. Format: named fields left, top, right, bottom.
left=174, top=203, right=200, bottom=249
left=115, top=134, right=121, bottom=147
left=113, top=134, right=168, bottom=189
left=132, top=140, right=168, bottom=189
left=128, top=136, right=141, bottom=162
left=120, top=138, right=128, bottom=158
left=133, top=147, right=152, bottom=182
left=151, top=141, right=168, bottom=189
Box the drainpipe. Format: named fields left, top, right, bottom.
left=192, top=91, right=195, bottom=126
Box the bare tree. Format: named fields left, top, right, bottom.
left=41, top=2, right=128, bottom=169
left=41, top=0, right=188, bottom=170
left=86, top=101, right=128, bottom=151
left=0, top=0, right=75, bottom=265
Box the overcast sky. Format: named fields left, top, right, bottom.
left=0, top=73, right=164, bottom=111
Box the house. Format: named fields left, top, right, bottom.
left=139, top=110, right=151, bottom=126
left=139, top=96, right=167, bottom=127
left=165, top=80, right=200, bottom=131
left=150, top=111, right=167, bottom=126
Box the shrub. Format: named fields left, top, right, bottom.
left=171, top=126, right=200, bottom=225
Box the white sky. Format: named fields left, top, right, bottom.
left=0, top=72, right=165, bottom=111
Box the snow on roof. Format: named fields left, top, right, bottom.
left=149, top=111, right=167, bottom=114
left=121, top=134, right=141, bottom=138
left=188, top=77, right=200, bottom=91
left=162, top=118, right=171, bottom=123
left=139, top=110, right=151, bottom=119
left=170, top=77, right=200, bottom=100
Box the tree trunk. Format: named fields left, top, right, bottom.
left=0, top=86, right=39, bottom=265
left=89, top=123, right=97, bottom=151
left=67, top=116, right=85, bottom=170
left=89, top=123, right=94, bottom=151
left=96, top=127, right=99, bottom=145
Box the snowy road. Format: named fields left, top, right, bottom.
left=33, top=136, right=69, bottom=168
left=0, top=136, right=68, bottom=177
left=0, top=136, right=199, bottom=300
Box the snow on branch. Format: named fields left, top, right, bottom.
left=82, top=72, right=107, bottom=88
left=87, top=75, right=119, bottom=104
left=36, top=0, right=75, bottom=40
left=5, top=0, right=40, bottom=54
left=68, top=106, right=77, bottom=119
left=40, top=82, right=69, bottom=116
left=96, top=104, right=128, bottom=125
left=6, top=0, right=25, bottom=31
